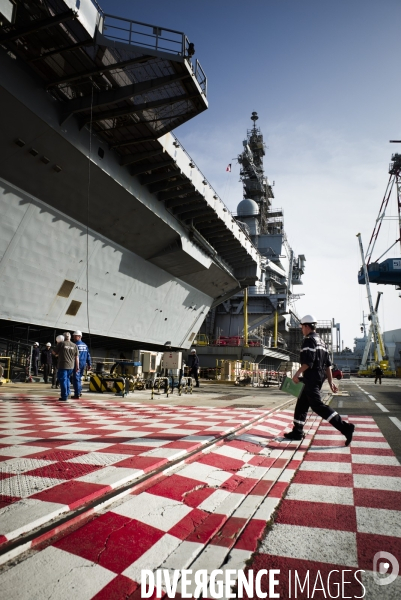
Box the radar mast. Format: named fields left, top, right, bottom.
left=237, top=112, right=274, bottom=234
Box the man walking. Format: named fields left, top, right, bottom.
left=284, top=315, right=355, bottom=446
left=188, top=348, right=200, bottom=388
left=53, top=332, right=79, bottom=402
left=374, top=365, right=383, bottom=385
left=71, top=330, right=91, bottom=399
left=41, top=342, right=53, bottom=383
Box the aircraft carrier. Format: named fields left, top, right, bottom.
left=0, top=0, right=260, bottom=352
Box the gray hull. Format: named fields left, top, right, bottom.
left=0, top=177, right=213, bottom=348
left=0, top=2, right=259, bottom=348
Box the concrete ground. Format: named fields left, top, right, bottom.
left=1, top=378, right=399, bottom=599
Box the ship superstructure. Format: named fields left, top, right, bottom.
left=0, top=0, right=259, bottom=351
left=197, top=113, right=306, bottom=368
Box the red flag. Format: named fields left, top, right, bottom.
left=226, top=163, right=231, bottom=172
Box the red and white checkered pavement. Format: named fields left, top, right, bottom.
left=0, top=404, right=316, bottom=599
left=0, top=396, right=269, bottom=546
left=4, top=397, right=398, bottom=600
left=230, top=415, right=401, bottom=599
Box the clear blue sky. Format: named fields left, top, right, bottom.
left=99, top=0, right=401, bottom=348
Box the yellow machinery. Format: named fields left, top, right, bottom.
left=0, top=357, right=11, bottom=384
left=89, top=374, right=125, bottom=393
left=89, top=360, right=146, bottom=393
left=194, top=333, right=209, bottom=346
left=357, top=234, right=396, bottom=377
left=358, top=361, right=396, bottom=378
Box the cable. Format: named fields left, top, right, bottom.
left=86, top=85, right=94, bottom=357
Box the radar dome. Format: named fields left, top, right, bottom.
left=237, top=198, right=259, bottom=216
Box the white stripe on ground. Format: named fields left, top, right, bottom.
left=368, top=395, right=376, bottom=401
left=351, top=454, right=401, bottom=466
left=353, top=474, right=401, bottom=492
left=286, top=483, right=354, bottom=505
left=319, top=424, right=379, bottom=430
left=361, top=571, right=401, bottom=599
left=253, top=496, right=281, bottom=521
left=314, top=434, right=346, bottom=440
left=0, top=546, right=115, bottom=600
left=389, top=417, right=401, bottom=432
left=299, top=461, right=352, bottom=473
left=351, top=441, right=391, bottom=449
left=356, top=507, right=401, bottom=538
left=197, top=489, right=232, bottom=512
left=258, top=523, right=358, bottom=567
left=123, top=535, right=182, bottom=584
left=353, top=431, right=387, bottom=438
left=375, top=403, right=390, bottom=413
left=309, top=446, right=350, bottom=454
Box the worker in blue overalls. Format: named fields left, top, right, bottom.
left=71, top=330, right=92, bottom=399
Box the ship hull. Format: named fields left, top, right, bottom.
left=0, top=177, right=212, bottom=348
left=0, top=5, right=259, bottom=349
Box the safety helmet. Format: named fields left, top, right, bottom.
left=46, top=342, right=51, bottom=347
left=300, top=314, right=317, bottom=325
left=33, top=342, right=39, bottom=346
left=190, top=348, right=196, bottom=353
left=73, top=330, right=82, bottom=336
left=56, top=335, right=64, bottom=343
left=63, top=332, right=71, bottom=339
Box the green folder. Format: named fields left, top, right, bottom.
left=280, top=376, right=304, bottom=399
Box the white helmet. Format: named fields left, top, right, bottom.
left=73, top=330, right=82, bottom=336
left=190, top=348, right=196, bottom=353
left=56, top=335, right=64, bottom=343
left=33, top=342, right=39, bottom=346
left=46, top=342, right=51, bottom=347
left=300, top=314, right=317, bottom=325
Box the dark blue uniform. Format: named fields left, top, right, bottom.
left=293, top=332, right=347, bottom=434
left=40, top=348, right=53, bottom=383
left=188, top=353, right=200, bottom=387
left=72, top=339, right=91, bottom=397
left=32, top=346, right=40, bottom=376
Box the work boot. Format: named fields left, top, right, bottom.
left=344, top=423, right=355, bottom=447
left=283, top=430, right=305, bottom=441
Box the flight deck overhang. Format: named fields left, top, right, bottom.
left=0, top=1, right=207, bottom=136
left=0, top=0, right=260, bottom=302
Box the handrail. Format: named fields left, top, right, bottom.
left=170, top=133, right=256, bottom=248
left=101, top=14, right=207, bottom=94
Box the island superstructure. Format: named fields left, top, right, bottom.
left=197, top=113, right=307, bottom=368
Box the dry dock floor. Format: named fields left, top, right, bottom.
left=0, top=380, right=400, bottom=599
